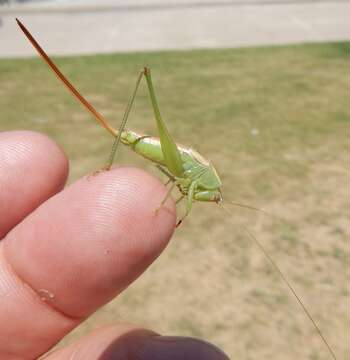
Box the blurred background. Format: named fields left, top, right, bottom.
left=1, top=1, right=350, bottom=359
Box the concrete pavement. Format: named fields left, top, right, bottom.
left=0, top=0, right=350, bottom=58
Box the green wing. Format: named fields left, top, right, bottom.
left=144, top=67, right=184, bottom=177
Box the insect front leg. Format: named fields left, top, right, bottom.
left=175, top=195, right=185, bottom=204
left=156, top=164, right=177, bottom=186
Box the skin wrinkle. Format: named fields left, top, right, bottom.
left=65, top=174, right=139, bottom=243
left=0, top=136, right=31, bottom=169
left=0, top=247, right=19, bottom=300
left=89, top=176, right=135, bottom=239
left=0, top=246, right=75, bottom=359
left=0, top=242, right=82, bottom=323
left=0, top=132, right=66, bottom=181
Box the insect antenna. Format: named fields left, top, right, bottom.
left=16, top=18, right=116, bottom=137
left=223, top=200, right=288, bottom=225
left=224, top=200, right=271, bottom=216
left=220, top=204, right=337, bottom=360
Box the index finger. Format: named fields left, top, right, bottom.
left=0, top=166, right=176, bottom=359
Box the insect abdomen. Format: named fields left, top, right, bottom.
left=122, top=130, right=166, bottom=166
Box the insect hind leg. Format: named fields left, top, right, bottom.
left=104, top=70, right=145, bottom=170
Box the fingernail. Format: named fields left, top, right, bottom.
left=101, top=331, right=230, bottom=360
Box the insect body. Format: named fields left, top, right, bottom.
left=106, top=68, right=223, bottom=213
left=119, top=124, right=223, bottom=203
left=16, top=19, right=337, bottom=359
left=98, top=109, right=223, bottom=224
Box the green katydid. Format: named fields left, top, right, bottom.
left=16, top=19, right=337, bottom=360
left=16, top=19, right=223, bottom=225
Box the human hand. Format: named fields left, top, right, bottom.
left=0, top=131, right=229, bottom=359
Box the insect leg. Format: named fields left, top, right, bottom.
left=143, top=67, right=184, bottom=177
left=104, top=70, right=144, bottom=170
left=155, top=180, right=179, bottom=214
left=176, top=180, right=198, bottom=226
left=175, top=195, right=185, bottom=204
left=164, top=178, right=172, bottom=186
left=156, top=164, right=177, bottom=185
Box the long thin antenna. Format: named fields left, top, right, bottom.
left=16, top=18, right=116, bottom=137
left=244, top=228, right=337, bottom=360
left=226, top=200, right=271, bottom=216
left=220, top=204, right=337, bottom=360
left=225, top=200, right=288, bottom=225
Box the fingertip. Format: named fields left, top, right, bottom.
left=0, top=130, right=69, bottom=238
left=0, top=130, right=69, bottom=177
left=74, top=166, right=177, bottom=257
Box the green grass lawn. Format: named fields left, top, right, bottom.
left=1, top=43, right=350, bottom=359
